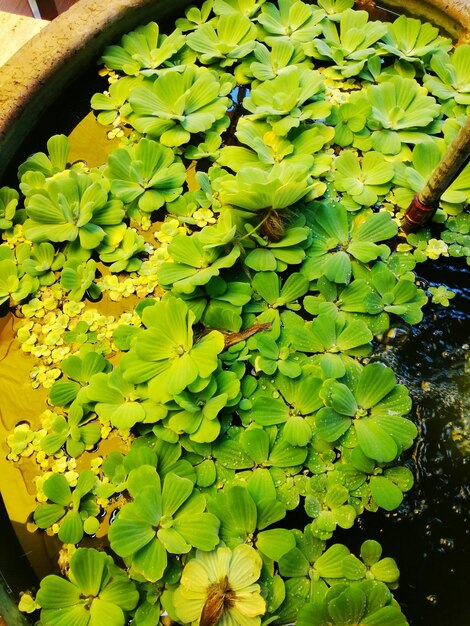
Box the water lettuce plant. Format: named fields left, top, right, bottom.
left=34, top=470, right=99, bottom=544
left=119, top=296, right=224, bottom=401
left=108, top=466, right=219, bottom=581
left=7, top=1, right=467, bottom=624
left=100, top=22, right=187, bottom=75
left=105, top=138, right=186, bottom=215
left=36, top=548, right=139, bottom=626
left=23, top=170, right=126, bottom=250
left=305, top=9, right=387, bottom=78
left=365, top=76, right=441, bottom=154
left=127, top=65, right=232, bottom=146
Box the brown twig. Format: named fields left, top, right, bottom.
left=223, top=322, right=271, bottom=349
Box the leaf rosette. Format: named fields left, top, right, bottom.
left=304, top=9, right=387, bottom=78
left=108, top=466, right=219, bottom=582
left=0, top=186, right=19, bottom=231
left=365, top=76, right=441, bottom=155
left=378, top=14, right=452, bottom=66
left=23, top=170, right=126, bottom=250
left=218, top=117, right=334, bottom=173
left=119, top=297, right=225, bottom=402
left=242, top=66, right=331, bottom=133
left=105, top=138, right=186, bottom=214
left=257, top=0, right=325, bottom=44
left=34, top=470, right=99, bottom=544
left=315, top=362, right=417, bottom=463
left=164, top=369, right=241, bottom=442
left=173, top=543, right=265, bottom=626
left=157, top=230, right=241, bottom=294
left=334, top=150, right=394, bottom=208
left=100, top=22, right=187, bottom=76
left=36, top=548, right=139, bottom=626
left=301, top=201, right=398, bottom=285
left=128, top=65, right=231, bottom=146
left=424, top=45, right=470, bottom=108
left=186, top=13, right=258, bottom=66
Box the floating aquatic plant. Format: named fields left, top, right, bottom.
left=392, top=141, right=470, bottom=215
left=119, top=296, right=224, bottom=402
left=90, top=75, right=142, bottom=127
left=297, top=579, right=408, bottom=626
left=257, top=0, right=325, bottom=44
left=186, top=13, right=258, bottom=65
left=239, top=38, right=312, bottom=83
left=0, top=245, right=39, bottom=306
left=100, top=22, right=187, bottom=76
left=218, top=117, right=334, bottom=172
left=40, top=404, right=101, bottom=458
left=334, top=150, right=395, bottom=208
left=108, top=466, right=219, bottom=581
left=22, top=170, right=126, bottom=250
left=164, top=369, right=241, bottom=442
left=35, top=548, right=139, bottom=626
left=305, top=9, right=387, bottom=78
left=7, top=2, right=465, bottom=624
left=34, top=470, right=99, bottom=544
left=301, top=200, right=398, bottom=284
left=105, top=138, right=186, bottom=215
left=424, top=44, right=470, bottom=110
left=315, top=362, right=416, bottom=464
left=127, top=65, right=232, bottom=146
left=365, top=76, right=441, bottom=155
left=378, top=14, right=452, bottom=66
left=242, top=66, right=330, bottom=133
left=156, top=230, right=240, bottom=294
left=18, top=134, right=73, bottom=182
left=173, top=543, right=265, bottom=626
left=0, top=186, right=19, bottom=231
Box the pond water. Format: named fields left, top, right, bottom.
left=0, top=4, right=469, bottom=626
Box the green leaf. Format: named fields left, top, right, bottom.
left=370, top=476, right=404, bottom=511
left=43, top=473, right=71, bottom=506
left=355, top=419, right=398, bottom=463
left=257, top=528, right=296, bottom=561
left=316, top=407, right=351, bottom=442
left=355, top=363, right=397, bottom=409
left=314, top=543, right=350, bottom=578
left=329, top=585, right=367, bottom=624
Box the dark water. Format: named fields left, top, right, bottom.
left=335, top=259, right=470, bottom=626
